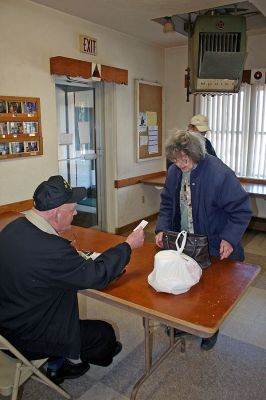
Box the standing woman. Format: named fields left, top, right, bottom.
left=156, top=130, right=252, bottom=350
left=166, top=114, right=216, bottom=170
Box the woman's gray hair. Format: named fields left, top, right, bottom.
left=165, top=130, right=206, bottom=163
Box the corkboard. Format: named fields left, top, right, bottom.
left=135, top=80, right=163, bottom=161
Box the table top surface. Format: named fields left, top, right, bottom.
left=66, top=224, right=260, bottom=337
left=0, top=212, right=261, bottom=337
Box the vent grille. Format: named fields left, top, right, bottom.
left=199, top=32, right=241, bottom=54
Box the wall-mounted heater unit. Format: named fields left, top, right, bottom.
left=188, top=14, right=247, bottom=94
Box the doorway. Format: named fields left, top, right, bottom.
left=55, top=81, right=104, bottom=229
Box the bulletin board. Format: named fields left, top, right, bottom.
left=135, top=80, right=163, bottom=162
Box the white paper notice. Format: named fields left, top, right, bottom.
left=139, top=112, right=147, bottom=128
left=139, top=135, right=148, bottom=146
left=148, top=125, right=158, bottom=154
left=148, top=145, right=158, bottom=154
left=139, top=125, right=147, bottom=133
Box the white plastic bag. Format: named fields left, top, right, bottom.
left=148, top=231, right=202, bottom=294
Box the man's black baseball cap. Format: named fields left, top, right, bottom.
left=33, top=175, right=87, bottom=211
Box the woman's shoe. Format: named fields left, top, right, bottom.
left=201, top=330, right=219, bottom=351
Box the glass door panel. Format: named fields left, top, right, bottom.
left=56, top=84, right=100, bottom=228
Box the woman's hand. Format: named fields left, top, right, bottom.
left=155, top=231, right=164, bottom=248
left=220, top=239, right=233, bottom=260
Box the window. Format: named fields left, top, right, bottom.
left=195, top=83, right=266, bottom=179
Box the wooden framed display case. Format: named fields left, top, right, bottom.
left=0, top=96, right=43, bottom=159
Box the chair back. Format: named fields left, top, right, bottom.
left=0, top=335, right=71, bottom=399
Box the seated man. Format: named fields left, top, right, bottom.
left=0, top=175, right=145, bottom=384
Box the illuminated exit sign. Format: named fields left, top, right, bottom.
left=79, top=34, right=97, bottom=55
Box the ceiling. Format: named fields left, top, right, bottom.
left=30, top=0, right=266, bottom=47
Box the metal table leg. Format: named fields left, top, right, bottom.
left=130, top=319, right=185, bottom=400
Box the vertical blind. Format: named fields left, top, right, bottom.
left=195, top=83, right=266, bottom=179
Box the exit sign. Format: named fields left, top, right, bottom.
left=79, top=34, right=97, bottom=55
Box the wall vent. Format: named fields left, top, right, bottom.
left=188, top=15, right=247, bottom=93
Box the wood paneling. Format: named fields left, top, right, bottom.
left=50, top=56, right=128, bottom=85
left=0, top=199, right=33, bottom=213
left=114, top=171, right=166, bottom=188
left=101, top=65, right=128, bottom=85
left=239, top=177, right=266, bottom=184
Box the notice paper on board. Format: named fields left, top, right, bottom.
left=146, top=111, right=157, bottom=126
left=138, top=112, right=147, bottom=128
left=148, top=125, right=158, bottom=154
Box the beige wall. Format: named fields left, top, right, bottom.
left=164, top=45, right=193, bottom=136
left=0, top=0, right=164, bottom=228
left=1, top=0, right=265, bottom=226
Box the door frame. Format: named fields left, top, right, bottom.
left=55, top=79, right=106, bottom=231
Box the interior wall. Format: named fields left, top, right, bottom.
left=0, top=0, right=164, bottom=228
left=164, top=45, right=194, bottom=136
left=2, top=1, right=264, bottom=227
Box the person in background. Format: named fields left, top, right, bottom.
left=166, top=114, right=216, bottom=170
left=0, top=175, right=145, bottom=384
left=156, top=131, right=252, bottom=350
left=188, top=114, right=217, bottom=157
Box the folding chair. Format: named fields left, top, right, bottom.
left=0, top=335, right=71, bottom=400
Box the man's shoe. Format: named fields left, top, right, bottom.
left=201, top=330, right=219, bottom=351
left=113, top=341, right=122, bottom=357
left=88, top=341, right=123, bottom=367
left=46, top=359, right=90, bottom=384
left=165, top=326, right=191, bottom=338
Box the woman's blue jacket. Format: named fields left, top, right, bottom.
left=156, top=155, right=252, bottom=260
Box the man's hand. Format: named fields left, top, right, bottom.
left=155, top=231, right=164, bottom=248
left=126, top=228, right=145, bottom=250
left=220, top=239, right=233, bottom=260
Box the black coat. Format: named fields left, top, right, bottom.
left=0, top=217, right=131, bottom=358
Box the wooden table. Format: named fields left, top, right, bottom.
left=63, top=224, right=260, bottom=399
left=0, top=212, right=261, bottom=399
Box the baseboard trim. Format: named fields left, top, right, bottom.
left=115, top=213, right=158, bottom=235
